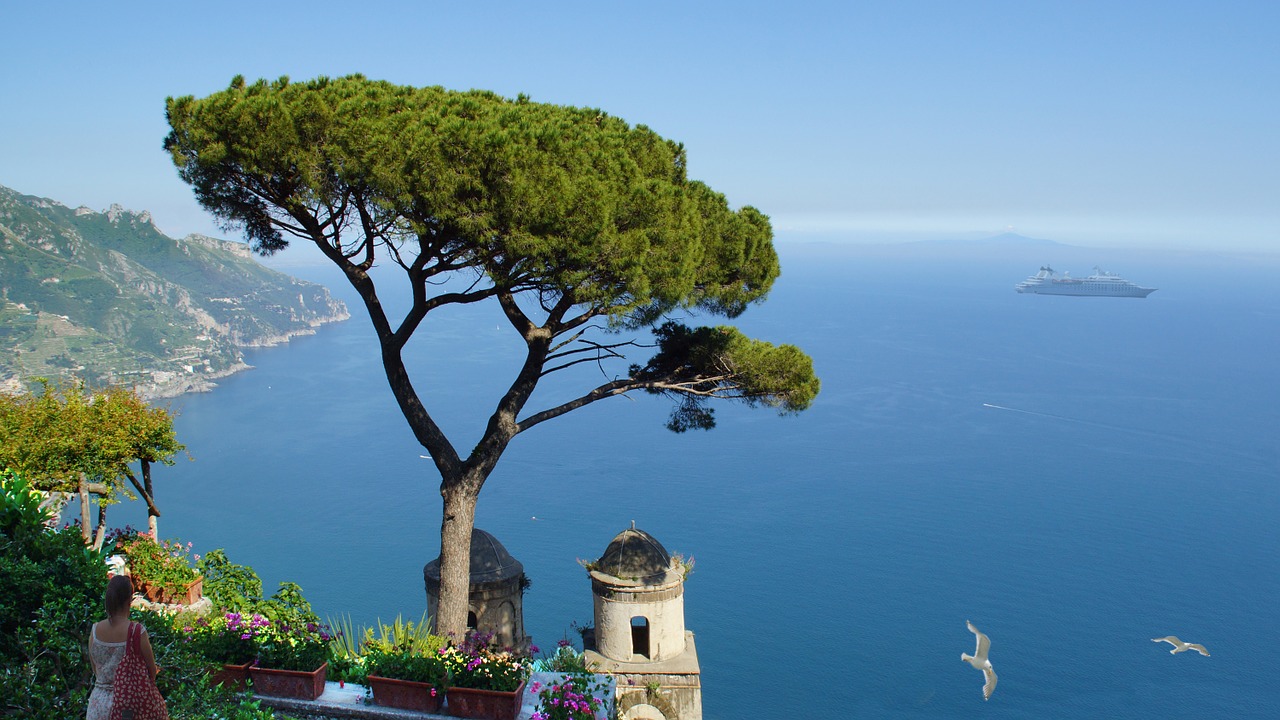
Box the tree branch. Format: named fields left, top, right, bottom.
left=122, top=468, right=162, bottom=518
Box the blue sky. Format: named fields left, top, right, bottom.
left=2, top=1, right=1277, bottom=251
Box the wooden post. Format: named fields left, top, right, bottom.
left=78, top=474, right=91, bottom=543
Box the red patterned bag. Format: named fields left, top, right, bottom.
left=108, top=621, right=169, bottom=720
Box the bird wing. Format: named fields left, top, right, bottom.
left=968, top=622, right=991, bottom=661
left=1152, top=636, right=1180, bottom=646
left=982, top=666, right=998, bottom=700
left=1187, top=644, right=1210, bottom=656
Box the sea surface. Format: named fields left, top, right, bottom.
left=98, top=241, right=1279, bottom=718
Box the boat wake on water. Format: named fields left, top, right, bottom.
left=982, top=402, right=1173, bottom=435
left=980, top=403, right=1272, bottom=471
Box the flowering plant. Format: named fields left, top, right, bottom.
left=530, top=674, right=610, bottom=720
left=362, top=613, right=448, bottom=687
left=536, top=639, right=592, bottom=673
left=366, top=648, right=448, bottom=689
left=181, top=611, right=266, bottom=665
left=121, top=532, right=200, bottom=595
left=439, top=632, right=530, bottom=692
left=252, top=616, right=334, bottom=671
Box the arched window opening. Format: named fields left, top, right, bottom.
left=631, top=616, right=650, bottom=659
left=467, top=610, right=478, bottom=630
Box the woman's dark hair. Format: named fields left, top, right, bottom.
left=105, top=574, right=134, bottom=616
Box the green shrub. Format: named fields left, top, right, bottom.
left=0, top=468, right=53, bottom=539
left=365, top=646, right=448, bottom=687
left=0, top=517, right=105, bottom=718
left=362, top=613, right=447, bottom=686
left=0, top=526, right=284, bottom=717
left=197, top=548, right=263, bottom=612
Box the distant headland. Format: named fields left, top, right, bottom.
left=0, top=182, right=349, bottom=399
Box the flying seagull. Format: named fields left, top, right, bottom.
left=1152, top=636, right=1210, bottom=656
left=961, top=620, right=998, bottom=700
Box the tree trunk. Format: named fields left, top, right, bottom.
left=142, top=459, right=157, bottom=537
left=436, top=483, right=479, bottom=640
left=78, top=474, right=91, bottom=543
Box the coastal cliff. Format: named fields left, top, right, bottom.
left=0, top=183, right=349, bottom=399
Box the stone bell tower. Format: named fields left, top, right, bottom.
left=583, top=523, right=701, bottom=720
left=423, top=527, right=530, bottom=650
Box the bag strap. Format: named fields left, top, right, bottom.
left=126, top=621, right=139, bottom=654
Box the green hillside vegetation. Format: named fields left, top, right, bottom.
left=0, top=183, right=348, bottom=397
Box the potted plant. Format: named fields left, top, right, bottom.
left=367, top=648, right=449, bottom=712
left=182, top=611, right=267, bottom=691
left=530, top=673, right=611, bottom=720
left=441, top=632, right=532, bottom=720
left=121, top=532, right=203, bottom=605
left=248, top=617, right=333, bottom=700
left=363, top=614, right=449, bottom=712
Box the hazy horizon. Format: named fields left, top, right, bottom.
left=4, top=1, right=1277, bottom=254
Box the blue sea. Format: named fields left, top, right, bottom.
left=100, top=241, right=1279, bottom=718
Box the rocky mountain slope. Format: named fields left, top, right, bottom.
left=0, top=183, right=348, bottom=398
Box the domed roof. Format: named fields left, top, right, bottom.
left=423, top=528, right=524, bottom=583
left=595, top=523, right=672, bottom=581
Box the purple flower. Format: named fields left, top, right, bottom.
left=529, top=644, right=540, bottom=654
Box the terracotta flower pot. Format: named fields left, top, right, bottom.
left=447, top=680, right=525, bottom=720
left=249, top=662, right=328, bottom=700
left=207, top=661, right=252, bottom=691
left=140, top=576, right=203, bottom=605
left=368, top=674, right=445, bottom=713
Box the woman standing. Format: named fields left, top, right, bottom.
left=86, top=574, right=161, bottom=720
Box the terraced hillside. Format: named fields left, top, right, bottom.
left=0, top=183, right=348, bottom=397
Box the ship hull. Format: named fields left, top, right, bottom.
left=1015, top=285, right=1155, bottom=298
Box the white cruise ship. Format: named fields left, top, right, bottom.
left=1015, top=266, right=1156, bottom=297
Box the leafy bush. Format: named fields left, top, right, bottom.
left=197, top=549, right=262, bottom=611
left=0, top=468, right=54, bottom=538
left=0, top=483, right=105, bottom=719
left=185, top=549, right=334, bottom=673
left=176, top=611, right=263, bottom=665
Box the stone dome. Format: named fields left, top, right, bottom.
left=595, top=524, right=672, bottom=581
left=423, top=528, right=524, bottom=584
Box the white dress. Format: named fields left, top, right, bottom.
left=86, top=623, right=126, bottom=720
